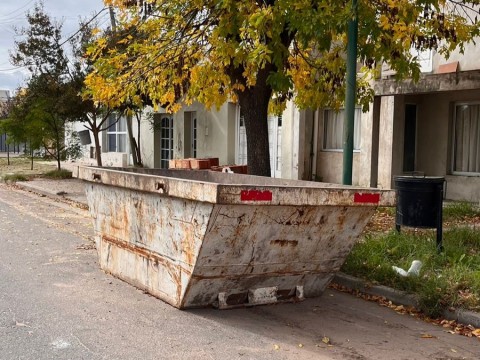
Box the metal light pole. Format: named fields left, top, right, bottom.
left=342, top=0, right=358, bottom=185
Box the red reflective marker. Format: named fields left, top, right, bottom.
left=354, top=193, right=380, bottom=204
left=241, top=190, right=273, bottom=202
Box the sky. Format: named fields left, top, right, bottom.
left=0, top=0, right=107, bottom=93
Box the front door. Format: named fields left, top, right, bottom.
left=155, top=114, right=173, bottom=169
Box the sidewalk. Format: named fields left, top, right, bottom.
left=14, top=177, right=88, bottom=208
left=9, top=166, right=480, bottom=330
left=11, top=161, right=88, bottom=208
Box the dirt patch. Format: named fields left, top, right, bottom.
left=0, top=157, right=57, bottom=179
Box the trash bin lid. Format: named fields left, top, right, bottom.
left=394, top=175, right=445, bottom=184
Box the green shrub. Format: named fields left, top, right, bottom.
left=43, top=169, right=72, bottom=179
left=2, top=173, right=29, bottom=182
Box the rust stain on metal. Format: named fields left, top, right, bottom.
left=101, top=234, right=189, bottom=277
left=270, top=240, right=298, bottom=247
left=180, top=221, right=196, bottom=266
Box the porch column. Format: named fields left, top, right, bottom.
left=281, top=101, right=301, bottom=180
left=377, top=96, right=396, bottom=189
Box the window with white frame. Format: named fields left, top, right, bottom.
left=452, top=103, right=480, bottom=175
left=106, top=114, right=127, bottom=152
left=322, top=108, right=361, bottom=150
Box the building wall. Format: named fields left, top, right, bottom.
left=315, top=151, right=362, bottom=184
left=415, top=94, right=449, bottom=176
left=140, top=111, right=155, bottom=168
left=445, top=175, right=480, bottom=202
left=414, top=89, right=480, bottom=201
left=433, top=42, right=480, bottom=72
left=301, top=109, right=314, bottom=180
left=70, top=114, right=138, bottom=168
left=373, top=88, right=480, bottom=201
left=313, top=105, right=376, bottom=186
left=141, top=102, right=236, bottom=169
left=376, top=95, right=405, bottom=189
left=280, top=101, right=300, bottom=180
left=358, top=104, right=375, bottom=187
left=195, top=102, right=236, bottom=164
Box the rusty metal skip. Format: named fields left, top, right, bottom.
left=78, top=166, right=395, bottom=309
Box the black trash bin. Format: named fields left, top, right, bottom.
left=394, top=176, right=445, bottom=251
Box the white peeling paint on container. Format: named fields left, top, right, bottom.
left=79, top=166, right=395, bottom=309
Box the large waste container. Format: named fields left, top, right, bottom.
left=78, top=166, right=395, bottom=309
left=394, top=176, right=445, bottom=251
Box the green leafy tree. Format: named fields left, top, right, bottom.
left=66, top=22, right=114, bottom=168
left=9, top=2, right=123, bottom=169
left=70, top=17, right=144, bottom=167
left=2, top=89, right=45, bottom=170
left=86, top=0, right=480, bottom=176
left=0, top=93, right=25, bottom=165
left=10, top=2, right=71, bottom=169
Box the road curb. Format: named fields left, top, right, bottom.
left=15, top=181, right=58, bottom=197
left=333, top=272, right=480, bottom=328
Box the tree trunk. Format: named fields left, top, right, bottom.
left=92, top=127, right=102, bottom=167
left=126, top=115, right=139, bottom=166
left=30, top=143, right=33, bottom=171
left=135, top=112, right=143, bottom=166
left=238, top=71, right=273, bottom=177
left=55, top=132, right=61, bottom=170
left=56, top=135, right=61, bottom=170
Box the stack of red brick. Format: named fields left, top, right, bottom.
left=169, top=158, right=248, bottom=174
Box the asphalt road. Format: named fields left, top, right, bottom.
left=1, top=184, right=479, bottom=360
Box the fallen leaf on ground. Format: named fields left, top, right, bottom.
left=298, top=344, right=303, bottom=348
left=273, top=344, right=280, bottom=350
left=421, top=333, right=436, bottom=339
left=322, top=336, right=331, bottom=344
